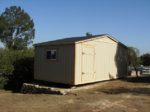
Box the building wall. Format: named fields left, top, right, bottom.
left=74, top=36, right=128, bottom=85
left=34, top=44, right=75, bottom=85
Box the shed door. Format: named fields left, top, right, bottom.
left=81, top=45, right=95, bottom=82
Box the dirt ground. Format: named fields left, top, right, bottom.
left=0, top=76, right=150, bottom=112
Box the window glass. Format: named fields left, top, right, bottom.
left=46, top=49, right=57, bottom=60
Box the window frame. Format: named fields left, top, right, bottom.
left=46, top=49, right=57, bottom=60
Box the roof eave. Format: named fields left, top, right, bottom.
left=34, top=42, right=75, bottom=47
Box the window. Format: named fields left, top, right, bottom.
left=46, top=49, right=57, bottom=60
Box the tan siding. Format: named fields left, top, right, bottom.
left=96, top=36, right=117, bottom=44
left=75, top=36, right=127, bottom=85
left=74, top=44, right=82, bottom=84
left=34, top=44, right=75, bottom=85
left=94, top=42, right=118, bottom=81
left=35, top=36, right=127, bottom=85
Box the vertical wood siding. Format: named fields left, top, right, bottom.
left=34, top=36, right=127, bottom=85
left=75, top=36, right=128, bottom=85
left=34, top=44, right=75, bottom=85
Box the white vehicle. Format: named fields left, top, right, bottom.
left=142, top=66, right=150, bottom=75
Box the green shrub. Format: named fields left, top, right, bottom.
left=0, top=48, right=34, bottom=91
left=0, top=76, right=8, bottom=89
left=0, top=48, right=34, bottom=74
left=0, top=49, right=14, bottom=73
left=13, top=57, right=34, bottom=82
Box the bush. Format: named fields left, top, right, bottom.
left=0, top=49, right=14, bottom=74
left=13, top=57, right=34, bottom=82
left=0, top=48, right=34, bottom=91
left=0, top=48, right=34, bottom=74
left=0, top=76, right=8, bottom=89
left=140, top=53, right=150, bottom=66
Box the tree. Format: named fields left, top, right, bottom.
left=0, top=6, right=35, bottom=50
left=128, top=47, right=140, bottom=66
left=140, top=53, right=150, bottom=66
left=127, top=47, right=140, bottom=76
left=86, top=32, right=93, bottom=37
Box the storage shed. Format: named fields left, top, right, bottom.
left=34, top=34, right=128, bottom=85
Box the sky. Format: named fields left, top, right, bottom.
left=0, top=0, right=150, bottom=54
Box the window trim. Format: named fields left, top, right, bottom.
left=46, top=49, right=57, bottom=60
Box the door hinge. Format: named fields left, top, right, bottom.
left=82, top=52, right=85, bottom=55
left=82, top=72, right=85, bottom=74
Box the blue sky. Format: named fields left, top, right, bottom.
left=0, top=0, right=150, bottom=54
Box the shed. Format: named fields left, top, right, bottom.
left=34, top=34, right=128, bottom=85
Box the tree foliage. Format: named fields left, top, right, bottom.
left=127, top=47, right=140, bottom=67
left=140, top=53, right=150, bottom=66
left=0, top=48, right=34, bottom=74
left=0, top=48, right=34, bottom=90
left=0, top=6, right=35, bottom=50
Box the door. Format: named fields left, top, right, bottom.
left=81, top=45, right=95, bottom=82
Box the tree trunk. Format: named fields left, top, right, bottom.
left=134, top=66, right=138, bottom=77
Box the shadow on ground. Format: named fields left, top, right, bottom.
left=122, top=75, right=150, bottom=83
left=99, top=76, right=150, bottom=95
left=100, top=87, right=150, bottom=95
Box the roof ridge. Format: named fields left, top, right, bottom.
left=34, top=34, right=127, bottom=48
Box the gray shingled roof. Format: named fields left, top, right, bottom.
left=34, top=34, right=127, bottom=48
